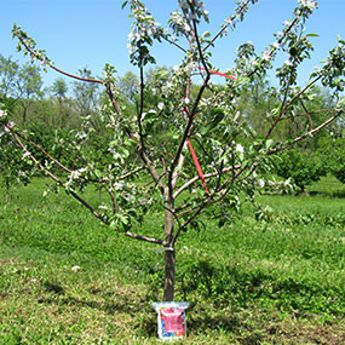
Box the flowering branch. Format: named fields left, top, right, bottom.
left=204, top=0, right=258, bottom=51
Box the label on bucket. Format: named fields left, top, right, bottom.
left=152, top=302, right=189, bottom=341
left=161, top=307, right=185, bottom=335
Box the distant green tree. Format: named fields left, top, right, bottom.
left=17, top=63, right=44, bottom=124
left=0, top=55, right=21, bottom=109
left=50, top=78, right=70, bottom=127
left=237, top=75, right=278, bottom=138
left=275, top=148, right=327, bottom=193
left=73, top=67, right=100, bottom=116
left=317, top=136, right=345, bottom=184
left=119, top=71, right=139, bottom=103
left=51, top=78, right=68, bottom=99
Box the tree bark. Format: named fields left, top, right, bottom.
left=163, top=247, right=176, bottom=301
left=23, top=105, right=28, bottom=125
left=163, top=188, right=175, bottom=301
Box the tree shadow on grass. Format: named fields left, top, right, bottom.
left=39, top=280, right=147, bottom=316
left=188, top=312, right=241, bottom=332
left=37, top=293, right=142, bottom=315
left=38, top=259, right=344, bottom=343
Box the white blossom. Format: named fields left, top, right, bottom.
left=299, top=0, right=317, bottom=11
left=262, top=50, right=271, bottom=61
left=127, top=43, right=134, bottom=54
left=0, top=109, right=7, bottom=119
left=70, top=168, right=86, bottom=180
left=114, top=182, right=124, bottom=190
left=272, top=42, right=280, bottom=49
left=284, top=59, right=294, bottom=67
left=235, top=143, right=244, bottom=154
left=251, top=58, right=258, bottom=67
left=258, top=179, right=265, bottom=188
left=183, top=23, right=191, bottom=33
left=22, top=151, right=31, bottom=160
left=158, top=102, right=165, bottom=111
left=71, top=265, right=81, bottom=273
left=4, top=121, right=15, bottom=133
left=225, top=17, right=233, bottom=25
left=76, top=131, right=87, bottom=141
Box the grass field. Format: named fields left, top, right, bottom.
left=0, top=176, right=345, bottom=344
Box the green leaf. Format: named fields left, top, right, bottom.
left=121, top=1, right=129, bottom=9
left=306, top=33, right=319, bottom=38
left=94, top=169, right=102, bottom=178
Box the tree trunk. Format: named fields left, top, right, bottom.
left=23, top=106, right=28, bottom=125
left=163, top=247, right=175, bottom=301
left=163, top=188, right=175, bottom=301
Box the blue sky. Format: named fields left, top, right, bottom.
left=1, top=0, right=344, bottom=88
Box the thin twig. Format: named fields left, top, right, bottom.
left=173, top=166, right=238, bottom=199
left=9, top=127, right=73, bottom=174
left=299, top=99, right=314, bottom=130
left=125, top=231, right=163, bottom=245
left=136, top=66, right=164, bottom=191
left=16, top=34, right=103, bottom=84
left=169, top=13, right=211, bottom=190
left=204, top=0, right=252, bottom=51
left=267, top=110, right=343, bottom=154
left=264, top=75, right=321, bottom=141
left=9, top=129, right=164, bottom=246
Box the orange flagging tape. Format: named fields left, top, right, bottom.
left=186, top=139, right=210, bottom=196
left=186, top=66, right=236, bottom=195
left=196, top=66, right=237, bottom=80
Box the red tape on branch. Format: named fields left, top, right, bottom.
left=186, top=138, right=210, bottom=196
left=185, top=66, right=236, bottom=195
left=196, top=66, right=237, bottom=80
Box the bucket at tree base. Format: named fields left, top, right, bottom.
left=152, top=302, right=190, bottom=341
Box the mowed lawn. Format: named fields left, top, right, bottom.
left=0, top=177, right=345, bottom=344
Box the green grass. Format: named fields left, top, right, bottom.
left=0, top=176, right=345, bottom=344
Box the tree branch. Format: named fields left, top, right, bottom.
left=161, top=35, right=187, bottom=53
left=169, top=15, right=211, bottom=193
left=267, top=110, right=343, bottom=154
left=11, top=133, right=107, bottom=223
left=203, top=0, right=252, bottom=52
left=264, top=75, right=321, bottom=141
left=299, top=99, right=314, bottom=131
left=15, top=33, right=103, bottom=84
left=10, top=130, right=164, bottom=246
left=14, top=28, right=123, bottom=118
left=173, top=196, right=212, bottom=246
left=247, top=16, right=300, bottom=80
left=9, top=127, right=73, bottom=174
left=125, top=231, right=163, bottom=245
left=173, top=166, right=239, bottom=199
left=136, top=66, right=164, bottom=191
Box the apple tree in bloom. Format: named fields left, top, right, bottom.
left=1, top=0, right=345, bottom=301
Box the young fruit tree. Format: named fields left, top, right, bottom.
left=1, top=0, right=345, bottom=302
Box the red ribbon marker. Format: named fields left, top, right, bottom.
left=185, top=66, right=236, bottom=195
left=196, top=66, right=237, bottom=81
left=186, top=138, right=210, bottom=196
